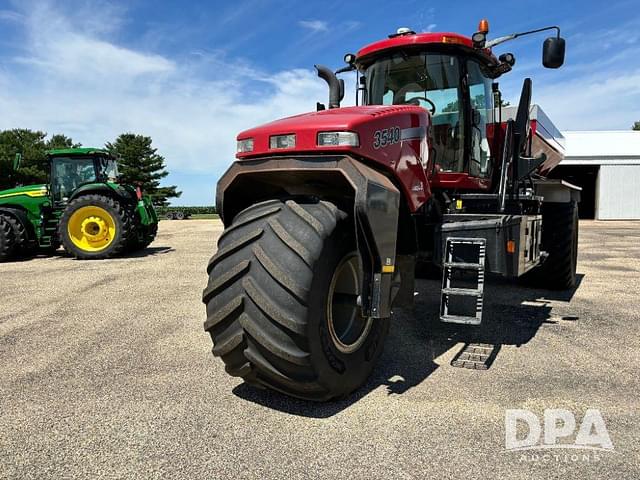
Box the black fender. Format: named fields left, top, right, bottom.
left=68, top=183, right=133, bottom=202
left=216, top=155, right=400, bottom=318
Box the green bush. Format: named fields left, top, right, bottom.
left=156, top=206, right=217, bottom=216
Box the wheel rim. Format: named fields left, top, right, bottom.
left=327, top=252, right=373, bottom=354
left=67, top=206, right=117, bottom=252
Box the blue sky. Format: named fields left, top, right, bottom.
left=0, top=0, right=638, bottom=205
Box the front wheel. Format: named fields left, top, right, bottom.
left=202, top=199, right=389, bottom=401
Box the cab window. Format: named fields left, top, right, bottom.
left=364, top=53, right=465, bottom=173
left=466, top=60, right=494, bottom=178
left=52, top=157, right=96, bottom=201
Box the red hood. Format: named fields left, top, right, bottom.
left=236, top=105, right=426, bottom=159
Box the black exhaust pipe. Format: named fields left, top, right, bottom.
left=315, top=64, right=344, bottom=109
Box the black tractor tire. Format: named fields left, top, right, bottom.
left=2, top=214, right=36, bottom=256
left=527, top=201, right=579, bottom=290
left=175, top=211, right=185, bottom=220
left=140, top=223, right=158, bottom=249
left=202, top=199, right=389, bottom=401
left=0, top=216, right=16, bottom=262
left=165, top=212, right=175, bottom=220
left=127, top=223, right=158, bottom=252
left=59, top=194, right=135, bottom=260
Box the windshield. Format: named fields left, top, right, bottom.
left=363, top=52, right=465, bottom=173
left=52, top=157, right=97, bottom=201
left=97, top=156, right=119, bottom=182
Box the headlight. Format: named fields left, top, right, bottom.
left=269, top=134, right=296, bottom=149
left=317, top=131, right=359, bottom=147
left=237, top=138, right=254, bottom=153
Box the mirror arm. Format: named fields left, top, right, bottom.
left=486, top=25, right=561, bottom=48
left=335, top=65, right=356, bottom=75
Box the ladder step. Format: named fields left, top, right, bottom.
left=442, top=287, right=482, bottom=297
left=444, top=262, right=483, bottom=270
left=440, top=314, right=481, bottom=325
left=440, top=237, right=486, bottom=325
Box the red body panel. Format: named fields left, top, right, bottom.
left=237, top=106, right=431, bottom=212
left=356, top=32, right=498, bottom=66
left=232, top=33, right=564, bottom=213
left=357, top=32, right=473, bottom=58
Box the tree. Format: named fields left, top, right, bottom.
left=47, top=134, right=81, bottom=150
left=105, top=133, right=180, bottom=206
left=633, top=121, right=640, bottom=131
left=0, top=129, right=81, bottom=190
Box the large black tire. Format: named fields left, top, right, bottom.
left=59, top=194, right=135, bottom=259
left=2, top=214, right=36, bottom=256
left=127, top=223, right=158, bottom=252
left=140, top=223, right=158, bottom=248
left=202, top=199, right=389, bottom=401
left=0, top=216, right=16, bottom=262
left=528, top=201, right=579, bottom=290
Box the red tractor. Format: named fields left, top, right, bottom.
left=203, top=21, right=577, bottom=400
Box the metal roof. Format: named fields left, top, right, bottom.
left=47, top=147, right=110, bottom=156
left=562, top=131, right=640, bottom=162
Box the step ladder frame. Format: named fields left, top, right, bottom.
left=440, top=237, right=486, bottom=325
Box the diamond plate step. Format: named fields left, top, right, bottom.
left=451, top=343, right=499, bottom=370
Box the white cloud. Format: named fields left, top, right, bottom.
left=0, top=3, right=343, bottom=204
left=298, top=20, right=329, bottom=33
left=532, top=69, right=640, bottom=131
left=0, top=9, right=23, bottom=22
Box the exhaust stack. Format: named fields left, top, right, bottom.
left=315, top=64, right=344, bottom=109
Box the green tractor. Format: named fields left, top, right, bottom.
left=0, top=148, right=158, bottom=261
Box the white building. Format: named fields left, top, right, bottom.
left=556, top=131, right=640, bottom=220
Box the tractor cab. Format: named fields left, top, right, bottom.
left=358, top=42, right=495, bottom=181
left=48, top=149, right=119, bottom=203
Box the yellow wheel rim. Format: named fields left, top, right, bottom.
left=67, top=206, right=117, bottom=252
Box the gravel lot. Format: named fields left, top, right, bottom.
left=1, top=219, right=639, bottom=479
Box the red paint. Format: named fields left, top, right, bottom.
left=237, top=105, right=431, bottom=211
left=233, top=32, right=563, bottom=213
left=356, top=32, right=497, bottom=65
left=357, top=32, right=474, bottom=59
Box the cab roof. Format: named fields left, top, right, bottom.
left=47, top=147, right=111, bottom=157
left=356, top=31, right=496, bottom=65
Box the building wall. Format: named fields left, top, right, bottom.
left=596, top=165, right=640, bottom=220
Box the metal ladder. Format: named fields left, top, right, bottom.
left=440, top=237, right=486, bottom=325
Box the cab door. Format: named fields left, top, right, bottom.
left=465, top=60, right=494, bottom=180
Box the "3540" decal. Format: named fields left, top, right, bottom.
left=373, top=127, right=400, bottom=149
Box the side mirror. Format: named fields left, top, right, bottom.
left=542, top=36, right=565, bottom=68
left=13, top=153, right=22, bottom=170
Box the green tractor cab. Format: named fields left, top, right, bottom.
left=0, top=148, right=158, bottom=261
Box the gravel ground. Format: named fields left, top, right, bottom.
left=1, top=219, right=639, bottom=479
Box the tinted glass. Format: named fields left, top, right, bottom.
left=52, top=157, right=96, bottom=201
left=364, top=53, right=465, bottom=172
left=467, top=60, right=494, bottom=178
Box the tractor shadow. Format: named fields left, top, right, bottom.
left=3, top=246, right=174, bottom=262
left=49, top=245, right=174, bottom=260
left=233, top=273, right=584, bottom=418
left=125, top=246, right=174, bottom=258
